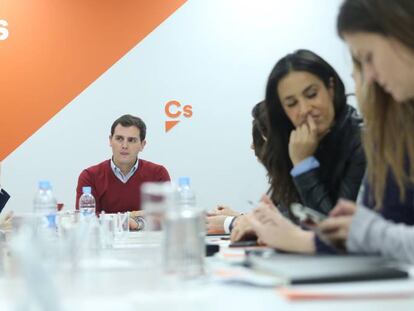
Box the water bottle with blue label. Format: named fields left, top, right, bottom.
left=33, top=180, right=57, bottom=229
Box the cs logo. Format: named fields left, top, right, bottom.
left=164, top=100, right=193, bottom=132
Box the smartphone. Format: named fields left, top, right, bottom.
left=229, top=240, right=259, bottom=248
left=290, top=203, right=327, bottom=225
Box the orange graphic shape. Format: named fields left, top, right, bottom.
left=0, top=0, right=187, bottom=160
left=165, top=120, right=180, bottom=133
left=165, top=100, right=181, bottom=119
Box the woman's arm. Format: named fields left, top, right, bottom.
left=347, top=206, right=414, bottom=264
left=292, top=139, right=366, bottom=214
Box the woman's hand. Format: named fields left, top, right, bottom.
left=230, top=214, right=257, bottom=242
left=206, top=214, right=227, bottom=234
left=288, top=115, right=319, bottom=165
left=230, top=195, right=274, bottom=242
left=0, top=211, right=13, bottom=231
left=247, top=199, right=315, bottom=253
left=317, top=199, right=357, bottom=248
left=211, top=205, right=240, bottom=217
left=205, top=204, right=240, bottom=235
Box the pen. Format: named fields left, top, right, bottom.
left=247, top=200, right=258, bottom=206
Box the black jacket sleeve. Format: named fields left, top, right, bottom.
left=0, top=189, right=10, bottom=213
left=292, top=126, right=366, bottom=215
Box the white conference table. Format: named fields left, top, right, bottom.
left=0, top=232, right=414, bottom=311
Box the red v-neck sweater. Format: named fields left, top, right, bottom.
left=76, top=159, right=170, bottom=214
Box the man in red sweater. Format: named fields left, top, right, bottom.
left=76, top=114, right=171, bottom=230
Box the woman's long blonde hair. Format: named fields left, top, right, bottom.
left=358, top=73, right=414, bottom=207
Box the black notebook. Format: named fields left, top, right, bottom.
left=246, top=252, right=408, bottom=285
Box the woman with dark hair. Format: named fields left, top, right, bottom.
left=251, top=101, right=268, bottom=162
left=314, top=0, right=414, bottom=263
left=206, top=101, right=270, bottom=234
left=231, top=50, right=366, bottom=250
left=263, top=49, right=365, bottom=215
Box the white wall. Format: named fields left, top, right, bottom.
left=3, top=0, right=354, bottom=214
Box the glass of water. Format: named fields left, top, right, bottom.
left=141, top=182, right=174, bottom=232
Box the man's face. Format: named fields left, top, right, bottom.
left=109, top=124, right=146, bottom=167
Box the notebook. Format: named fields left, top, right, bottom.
left=246, top=252, right=408, bottom=285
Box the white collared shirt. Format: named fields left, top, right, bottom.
left=110, top=158, right=139, bottom=183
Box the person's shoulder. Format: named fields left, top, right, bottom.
left=335, top=107, right=365, bottom=161
left=139, top=159, right=167, bottom=171
left=81, top=159, right=111, bottom=176
left=139, top=159, right=170, bottom=180
left=344, top=105, right=363, bottom=130
left=336, top=105, right=363, bottom=142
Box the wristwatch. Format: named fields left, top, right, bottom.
left=132, top=216, right=146, bottom=231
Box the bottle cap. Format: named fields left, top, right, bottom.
left=178, top=177, right=190, bottom=186
left=38, top=180, right=51, bottom=190
left=82, top=186, right=92, bottom=194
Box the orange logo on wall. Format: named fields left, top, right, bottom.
left=165, top=100, right=193, bottom=132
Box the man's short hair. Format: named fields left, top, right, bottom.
left=110, top=114, right=146, bottom=141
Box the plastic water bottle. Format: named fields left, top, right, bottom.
left=176, top=177, right=196, bottom=207
left=33, top=180, right=57, bottom=229
left=78, top=187, right=101, bottom=254
left=33, top=181, right=58, bottom=257
left=164, top=177, right=205, bottom=278
left=79, top=186, right=96, bottom=217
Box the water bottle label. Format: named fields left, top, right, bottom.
left=46, top=213, right=57, bottom=228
